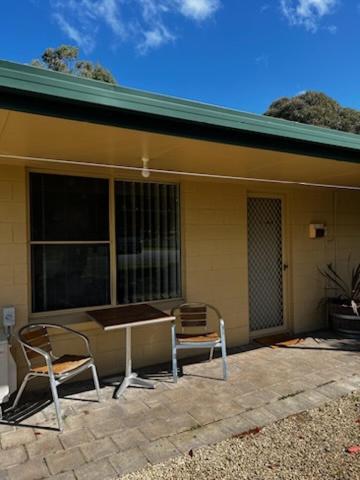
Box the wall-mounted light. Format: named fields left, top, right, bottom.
left=141, top=156, right=150, bottom=178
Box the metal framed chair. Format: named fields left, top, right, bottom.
left=11, top=323, right=101, bottom=431
left=171, top=303, right=228, bottom=383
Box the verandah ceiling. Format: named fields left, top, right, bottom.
left=1, top=108, right=360, bottom=188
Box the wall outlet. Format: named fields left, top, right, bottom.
left=2, top=306, right=15, bottom=327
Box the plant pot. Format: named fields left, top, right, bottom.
left=328, top=304, right=360, bottom=337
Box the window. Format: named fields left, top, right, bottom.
left=30, top=173, right=181, bottom=313
left=115, top=181, right=181, bottom=304
left=30, top=173, right=110, bottom=312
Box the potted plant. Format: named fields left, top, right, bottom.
left=319, top=262, right=360, bottom=336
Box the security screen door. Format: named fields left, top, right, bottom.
left=247, top=196, right=285, bottom=332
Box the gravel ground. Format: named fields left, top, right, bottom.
left=123, top=393, right=360, bottom=480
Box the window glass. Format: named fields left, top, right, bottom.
left=30, top=173, right=109, bottom=241
left=115, top=181, right=181, bottom=304
left=30, top=173, right=110, bottom=313
left=31, top=244, right=110, bottom=312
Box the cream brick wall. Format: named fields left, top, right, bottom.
left=289, top=189, right=335, bottom=333
left=0, top=166, right=27, bottom=323
left=182, top=181, right=249, bottom=347
left=2, top=165, right=360, bottom=384
left=0, top=165, right=28, bottom=378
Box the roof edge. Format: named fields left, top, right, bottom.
left=1, top=60, right=360, bottom=156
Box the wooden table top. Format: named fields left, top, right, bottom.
left=87, top=304, right=175, bottom=331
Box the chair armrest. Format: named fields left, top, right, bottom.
left=18, top=341, right=53, bottom=371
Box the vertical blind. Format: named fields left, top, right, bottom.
left=115, top=181, right=181, bottom=304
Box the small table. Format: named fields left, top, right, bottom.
left=87, top=304, right=175, bottom=398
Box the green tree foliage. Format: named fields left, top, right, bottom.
left=32, top=45, right=117, bottom=84
left=265, top=91, right=360, bottom=134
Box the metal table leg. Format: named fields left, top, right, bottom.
left=114, top=326, right=155, bottom=399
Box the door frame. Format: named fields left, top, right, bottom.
left=246, top=192, right=290, bottom=339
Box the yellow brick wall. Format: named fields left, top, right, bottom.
left=0, top=165, right=29, bottom=378
left=183, top=181, right=249, bottom=347
left=2, top=164, right=360, bottom=384
left=0, top=165, right=28, bottom=330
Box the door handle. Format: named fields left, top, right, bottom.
left=283, top=263, right=289, bottom=271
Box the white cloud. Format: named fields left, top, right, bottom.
left=53, top=13, right=95, bottom=53
left=280, top=0, right=338, bottom=32
left=178, top=0, right=220, bottom=21
left=138, top=25, right=175, bottom=54
left=50, top=0, right=221, bottom=54
left=326, top=24, right=337, bottom=34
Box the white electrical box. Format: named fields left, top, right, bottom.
left=3, top=306, right=15, bottom=327
left=0, top=335, right=17, bottom=419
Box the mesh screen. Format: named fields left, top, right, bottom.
left=247, top=198, right=284, bottom=331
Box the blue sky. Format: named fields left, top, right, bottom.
left=1, top=0, right=359, bottom=113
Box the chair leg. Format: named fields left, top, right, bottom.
left=172, top=347, right=178, bottom=383
left=10, top=373, right=32, bottom=411
left=209, top=347, right=214, bottom=361
left=171, top=322, right=178, bottom=383
left=91, top=364, right=102, bottom=402
left=221, top=339, right=228, bottom=381
left=49, top=377, right=63, bottom=432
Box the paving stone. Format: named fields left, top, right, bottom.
left=271, top=380, right=309, bottom=398
left=0, top=470, right=8, bottom=480
left=0, top=425, right=15, bottom=434
left=1, top=428, right=36, bottom=449
left=46, top=473, right=76, bottom=480
left=215, top=413, right=254, bottom=436
left=59, top=428, right=94, bottom=449
left=27, top=434, right=63, bottom=458
left=109, top=447, right=148, bottom=476
left=169, top=428, right=209, bottom=454
left=237, top=390, right=275, bottom=409
left=187, top=404, right=224, bottom=425
left=344, top=375, right=360, bottom=388
left=140, top=413, right=199, bottom=441
left=263, top=399, right=299, bottom=421
left=243, top=406, right=277, bottom=427
left=63, top=414, right=87, bottom=431
left=45, top=447, right=86, bottom=475
left=142, top=404, right=174, bottom=421
left=122, top=411, right=153, bottom=429
left=299, top=389, right=332, bottom=407
left=316, top=381, right=354, bottom=400
left=112, top=427, right=148, bottom=451
left=89, top=417, right=124, bottom=439
left=277, top=394, right=313, bottom=416
left=81, top=436, right=118, bottom=461
left=196, top=421, right=232, bottom=446
left=74, top=459, right=116, bottom=480
left=0, top=446, right=27, bottom=469
left=7, top=458, right=48, bottom=480
left=140, top=438, right=180, bottom=464
left=117, top=400, right=150, bottom=416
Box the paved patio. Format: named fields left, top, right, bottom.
left=0, top=330, right=359, bottom=480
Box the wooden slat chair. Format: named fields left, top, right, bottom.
left=11, top=323, right=101, bottom=431
left=171, top=303, right=228, bottom=383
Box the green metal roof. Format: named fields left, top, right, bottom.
left=1, top=59, right=360, bottom=160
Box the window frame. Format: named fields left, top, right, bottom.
left=27, top=169, right=183, bottom=318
